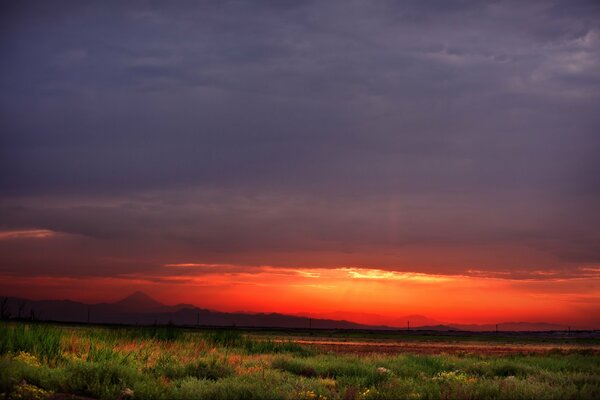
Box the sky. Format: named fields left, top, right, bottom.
left=1, top=0, right=599, bottom=328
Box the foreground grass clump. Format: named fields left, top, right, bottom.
left=0, top=322, right=599, bottom=400
left=0, top=323, right=62, bottom=362
left=272, top=355, right=390, bottom=387
left=149, top=355, right=234, bottom=380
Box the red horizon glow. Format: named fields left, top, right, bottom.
left=1, top=262, right=598, bottom=329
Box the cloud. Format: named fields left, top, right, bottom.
left=0, top=229, right=57, bottom=240
left=1, top=184, right=599, bottom=279
left=0, top=0, right=599, bottom=284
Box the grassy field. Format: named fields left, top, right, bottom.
left=1, top=322, right=599, bottom=399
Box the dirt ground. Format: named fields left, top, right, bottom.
left=271, top=338, right=600, bottom=355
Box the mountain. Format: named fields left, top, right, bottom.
left=415, top=324, right=458, bottom=331
left=294, top=311, right=396, bottom=326
left=110, top=291, right=169, bottom=313
left=294, top=312, right=441, bottom=327
left=0, top=293, right=574, bottom=331
left=0, top=293, right=393, bottom=330
left=449, top=322, right=570, bottom=332
left=394, top=315, right=442, bottom=327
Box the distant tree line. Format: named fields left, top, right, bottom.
left=0, top=297, right=38, bottom=321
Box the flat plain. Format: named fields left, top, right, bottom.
left=1, top=322, right=599, bottom=399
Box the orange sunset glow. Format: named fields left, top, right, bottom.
left=1, top=255, right=598, bottom=328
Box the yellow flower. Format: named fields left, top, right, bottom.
left=13, top=352, right=41, bottom=367
left=433, top=370, right=470, bottom=382
left=10, top=381, right=52, bottom=400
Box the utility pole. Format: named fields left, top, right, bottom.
left=17, top=300, right=27, bottom=319
left=495, top=324, right=498, bottom=333
left=407, top=320, right=410, bottom=331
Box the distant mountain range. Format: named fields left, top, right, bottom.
left=293, top=311, right=441, bottom=328
left=1, top=291, right=571, bottom=331
left=1, top=291, right=386, bottom=330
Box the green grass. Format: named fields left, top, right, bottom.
left=205, top=329, right=314, bottom=355
left=0, top=322, right=62, bottom=362
left=0, top=322, right=598, bottom=400
left=249, top=328, right=600, bottom=345
left=75, top=324, right=185, bottom=343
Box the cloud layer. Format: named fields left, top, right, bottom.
left=1, top=1, right=600, bottom=286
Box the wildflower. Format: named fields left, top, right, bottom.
left=433, top=370, right=470, bottom=382
left=13, top=352, right=41, bottom=367
left=10, top=380, right=52, bottom=400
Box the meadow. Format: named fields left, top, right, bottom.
left=1, top=322, right=599, bottom=400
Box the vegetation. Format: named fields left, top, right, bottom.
left=1, top=322, right=599, bottom=399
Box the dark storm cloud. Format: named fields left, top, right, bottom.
left=1, top=0, right=599, bottom=277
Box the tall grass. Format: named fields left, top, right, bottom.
left=0, top=322, right=62, bottom=361
left=86, top=340, right=133, bottom=365
left=149, top=355, right=234, bottom=381
left=82, top=324, right=184, bottom=343
left=272, top=355, right=390, bottom=386
left=204, top=330, right=313, bottom=355
left=130, top=324, right=183, bottom=341
left=1, top=322, right=599, bottom=400
left=205, top=330, right=245, bottom=347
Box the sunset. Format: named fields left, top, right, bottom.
left=1, top=1, right=599, bottom=399
left=2, top=259, right=599, bottom=328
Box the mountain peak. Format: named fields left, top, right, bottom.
left=123, top=291, right=155, bottom=301
left=113, top=291, right=165, bottom=312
